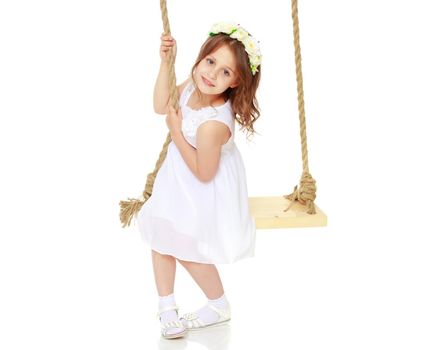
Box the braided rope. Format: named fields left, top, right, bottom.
left=283, top=0, right=317, bottom=214
left=119, top=0, right=178, bottom=228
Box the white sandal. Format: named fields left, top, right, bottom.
left=156, top=305, right=187, bottom=339
left=179, top=303, right=231, bottom=331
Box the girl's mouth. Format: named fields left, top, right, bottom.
left=202, top=77, right=215, bottom=87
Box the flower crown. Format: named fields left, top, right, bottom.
left=208, top=22, right=262, bottom=76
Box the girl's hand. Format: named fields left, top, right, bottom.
left=166, top=104, right=183, bottom=138
left=160, top=32, right=177, bottom=63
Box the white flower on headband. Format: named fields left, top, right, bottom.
left=229, top=27, right=248, bottom=41
left=209, top=21, right=262, bottom=75
left=210, top=22, right=236, bottom=35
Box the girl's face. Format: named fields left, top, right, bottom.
left=194, top=45, right=239, bottom=96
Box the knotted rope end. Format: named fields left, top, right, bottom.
left=119, top=197, right=146, bottom=228
left=283, top=172, right=317, bottom=215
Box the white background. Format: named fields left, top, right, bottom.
left=1, top=0, right=437, bottom=349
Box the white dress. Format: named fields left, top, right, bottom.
left=135, top=81, right=256, bottom=264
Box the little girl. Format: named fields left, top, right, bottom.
left=135, top=21, right=262, bottom=339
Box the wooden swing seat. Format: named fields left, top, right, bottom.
left=248, top=196, right=327, bottom=229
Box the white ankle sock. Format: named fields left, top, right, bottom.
left=208, top=293, right=229, bottom=310
left=158, top=293, right=184, bottom=334
left=181, top=293, right=229, bottom=327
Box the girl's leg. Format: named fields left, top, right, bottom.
left=176, top=258, right=229, bottom=326
left=151, top=249, right=176, bottom=296
left=151, top=249, right=185, bottom=336
left=176, top=259, right=224, bottom=299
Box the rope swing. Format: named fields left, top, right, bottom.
left=119, top=0, right=327, bottom=229
left=282, top=0, right=317, bottom=214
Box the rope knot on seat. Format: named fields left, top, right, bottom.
left=284, top=171, right=317, bottom=214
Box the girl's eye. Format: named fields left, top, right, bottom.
left=206, top=58, right=230, bottom=76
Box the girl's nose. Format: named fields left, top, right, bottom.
left=208, top=70, right=218, bottom=80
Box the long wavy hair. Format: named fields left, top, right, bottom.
left=190, top=33, right=261, bottom=140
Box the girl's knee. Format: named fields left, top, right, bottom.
left=176, top=257, right=189, bottom=264
left=152, top=249, right=176, bottom=259
left=177, top=258, right=199, bottom=266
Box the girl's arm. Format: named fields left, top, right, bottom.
left=154, top=69, right=191, bottom=115
left=153, top=61, right=170, bottom=114
left=171, top=130, right=199, bottom=178
left=171, top=121, right=229, bottom=182
left=154, top=33, right=176, bottom=113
